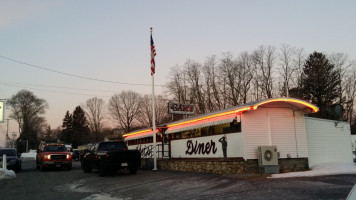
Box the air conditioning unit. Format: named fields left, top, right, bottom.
left=258, top=146, right=278, bottom=166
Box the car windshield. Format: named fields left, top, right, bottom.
left=0, top=149, right=17, bottom=157
left=99, top=142, right=127, bottom=151
left=44, top=145, right=67, bottom=152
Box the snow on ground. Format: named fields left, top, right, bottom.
left=20, top=150, right=37, bottom=160
left=81, top=193, right=125, bottom=200
left=270, top=163, right=356, bottom=178
left=0, top=168, right=16, bottom=179
left=0, top=149, right=37, bottom=180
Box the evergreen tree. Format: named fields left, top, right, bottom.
left=301, top=51, right=340, bottom=119
left=61, top=111, right=73, bottom=144
left=72, top=106, right=90, bottom=148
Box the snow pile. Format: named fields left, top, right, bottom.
left=0, top=168, right=16, bottom=179
left=270, top=163, right=356, bottom=178
left=82, top=193, right=124, bottom=200
left=20, top=150, right=37, bottom=160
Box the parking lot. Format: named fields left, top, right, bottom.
left=0, top=159, right=355, bottom=200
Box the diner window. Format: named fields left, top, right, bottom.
left=223, top=120, right=241, bottom=133
left=214, top=123, right=230, bottom=134
left=169, top=120, right=241, bottom=140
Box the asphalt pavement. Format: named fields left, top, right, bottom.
left=0, top=159, right=355, bottom=200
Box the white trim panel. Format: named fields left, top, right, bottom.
left=170, top=133, right=243, bottom=158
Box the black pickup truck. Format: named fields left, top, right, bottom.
left=81, top=141, right=141, bottom=176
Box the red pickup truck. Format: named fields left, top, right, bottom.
left=36, top=143, right=72, bottom=171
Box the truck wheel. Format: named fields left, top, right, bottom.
left=82, top=162, right=92, bottom=173
left=66, top=164, right=72, bottom=171
left=99, top=162, right=107, bottom=177
left=36, top=162, right=40, bottom=170
left=99, top=166, right=107, bottom=177
left=15, top=165, right=21, bottom=173
left=129, top=166, right=138, bottom=174
left=40, top=164, right=46, bottom=172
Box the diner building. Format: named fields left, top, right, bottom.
left=123, top=97, right=353, bottom=174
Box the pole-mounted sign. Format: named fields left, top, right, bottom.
left=168, top=102, right=195, bottom=115
left=0, top=101, right=4, bottom=123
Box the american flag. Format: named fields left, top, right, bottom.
left=151, top=34, right=156, bottom=76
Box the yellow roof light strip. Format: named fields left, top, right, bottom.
left=253, top=98, right=319, bottom=113
left=123, top=128, right=153, bottom=137
left=167, top=107, right=251, bottom=128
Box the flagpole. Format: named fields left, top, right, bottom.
left=151, top=27, right=158, bottom=171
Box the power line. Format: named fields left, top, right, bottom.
left=0, top=81, right=117, bottom=93
left=0, top=55, right=165, bottom=87
left=0, top=82, right=111, bottom=98
left=0, top=82, right=172, bottom=101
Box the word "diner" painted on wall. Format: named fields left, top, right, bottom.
left=185, top=139, right=217, bottom=155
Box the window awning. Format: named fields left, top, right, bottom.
left=165, top=113, right=238, bottom=134
left=124, top=129, right=159, bottom=140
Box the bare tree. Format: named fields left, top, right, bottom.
left=186, top=59, right=206, bottom=114
left=108, top=91, right=142, bottom=133
left=218, top=53, right=240, bottom=106
left=238, top=51, right=254, bottom=104
left=278, top=44, right=296, bottom=97
left=84, top=97, right=106, bottom=142
left=137, top=95, right=170, bottom=127
left=329, top=53, right=351, bottom=104
left=202, top=55, right=222, bottom=111
left=166, top=65, right=189, bottom=104
left=6, top=90, right=48, bottom=151
left=343, top=66, right=356, bottom=123
left=263, top=46, right=276, bottom=98
left=292, top=48, right=306, bottom=88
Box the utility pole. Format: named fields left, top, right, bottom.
left=11, top=132, right=17, bottom=148
left=6, top=119, right=10, bottom=147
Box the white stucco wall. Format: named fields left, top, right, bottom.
left=305, top=117, right=353, bottom=168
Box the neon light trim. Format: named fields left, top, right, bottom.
left=123, top=128, right=160, bottom=139
left=166, top=113, right=237, bottom=134
left=167, top=107, right=250, bottom=128
left=123, top=129, right=153, bottom=137
left=125, top=131, right=154, bottom=139
left=252, top=98, right=319, bottom=113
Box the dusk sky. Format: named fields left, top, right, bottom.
left=0, top=0, right=356, bottom=146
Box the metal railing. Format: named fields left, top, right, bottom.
left=157, top=143, right=170, bottom=159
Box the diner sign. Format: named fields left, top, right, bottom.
left=168, top=102, right=194, bottom=115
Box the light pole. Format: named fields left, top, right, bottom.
left=6, top=119, right=10, bottom=147
left=4, top=118, right=14, bottom=148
